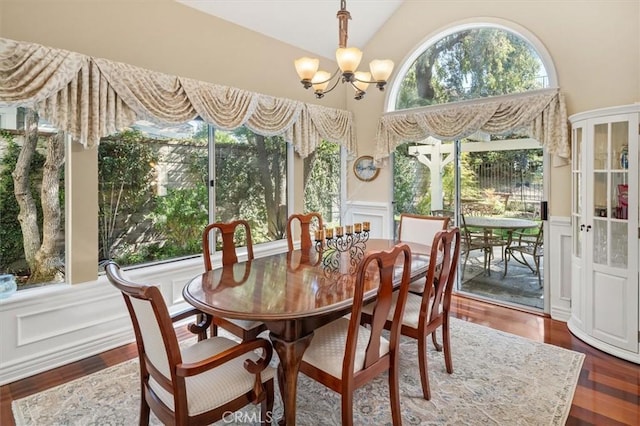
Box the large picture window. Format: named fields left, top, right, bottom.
left=99, top=122, right=291, bottom=268
left=98, top=120, right=209, bottom=267
left=0, top=107, right=65, bottom=287
left=389, top=24, right=552, bottom=310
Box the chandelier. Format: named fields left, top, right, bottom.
left=294, top=0, right=394, bottom=100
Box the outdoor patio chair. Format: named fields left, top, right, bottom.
left=503, top=222, right=544, bottom=287
left=460, top=214, right=506, bottom=277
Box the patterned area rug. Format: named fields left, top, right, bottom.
left=12, top=317, right=584, bottom=425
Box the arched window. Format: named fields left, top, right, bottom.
left=389, top=22, right=555, bottom=111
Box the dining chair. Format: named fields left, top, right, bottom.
left=398, top=213, right=450, bottom=293
left=460, top=214, right=505, bottom=277
left=299, top=243, right=413, bottom=426
left=362, top=227, right=461, bottom=400
left=503, top=222, right=544, bottom=286
left=104, top=261, right=276, bottom=426
left=398, top=213, right=450, bottom=244
left=286, top=212, right=324, bottom=251
left=202, top=220, right=267, bottom=341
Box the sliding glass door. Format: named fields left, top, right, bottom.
left=392, top=136, right=547, bottom=311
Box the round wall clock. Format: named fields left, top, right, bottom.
left=353, top=155, right=380, bottom=182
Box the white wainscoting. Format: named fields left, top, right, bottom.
left=548, top=216, right=572, bottom=321
left=345, top=201, right=394, bottom=239
left=0, top=240, right=286, bottom=385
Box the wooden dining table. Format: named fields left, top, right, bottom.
left=182, top=238, right=433, bottom=425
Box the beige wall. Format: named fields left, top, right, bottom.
left=2, top=0, right=639, bottom=218
left=351, top=0, right=640, bottom=215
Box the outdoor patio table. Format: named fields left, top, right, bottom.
left=463, top=216, right=539, bottom=275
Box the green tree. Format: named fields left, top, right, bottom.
left=145, top=185, right=208, bottom=254
left=303, top=141, right=341, bottom=224
left=397, top=28, right=543, bottom=109
left=215, top=128, right=287, bottom=242
left=98, top=130, right=157, bottom=260
left=0, top=134, right=45, bottom=276
left=8, top=109, right=65, bottom=284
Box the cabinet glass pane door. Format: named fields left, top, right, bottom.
left=572, top=127, right=582, bottom=258
left=593, top=124, right=607, bottom=170
left=591, top=121, right=629, bottom=268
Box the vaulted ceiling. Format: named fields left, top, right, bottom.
left=176, top=0, right=404, bottom=60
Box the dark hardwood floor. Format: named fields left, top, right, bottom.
left=2, top=295, right=639, bottom=425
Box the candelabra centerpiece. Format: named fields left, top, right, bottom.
left=315, top=222, right=370, bottom=274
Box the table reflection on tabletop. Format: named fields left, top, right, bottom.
left=195, top=239, right=430, bottom=317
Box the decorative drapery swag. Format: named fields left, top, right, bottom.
left=375, top=88, right=570, bottom=166
left=0, top=37, right=355, bottom=158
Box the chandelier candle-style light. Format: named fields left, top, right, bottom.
left=294, top=0, right=394, bottom=100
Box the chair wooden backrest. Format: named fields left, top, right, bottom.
left=286, top=212, right=324, bottom=251
left=201, top=221, right=266, bottom=341
left=202, top=220, right=254, bottom=270
left=407, top=227, right=461, bottom=399
left=348, top=244, right=413, bottom=381
left=104, top=261, right=275, bottom=425
left=398, top=213, right=450, bottom=246
left=422, top=228, right=461, bottom=333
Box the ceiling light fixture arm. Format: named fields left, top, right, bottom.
left=313, top=68, right=342, bottom=98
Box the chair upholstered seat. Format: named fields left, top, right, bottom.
left=408, top=280, right=428, bottom=295
left=223, top=319, right=266, bottom=333
left=302, top=317, right=390, bottom=379
left=149, top=336, right=276, bottom=415
left=362, top=291, right=426, bottom=330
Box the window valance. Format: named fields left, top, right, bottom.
left=375, top=88, right=569, bottom=166
left=0, top=37, right=355, bottom=158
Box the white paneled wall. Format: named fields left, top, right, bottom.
left=0, top=241, right=286, bottom=385
left=345, top=201, right=394, bottom=239
left=548, top=216, right=572, bottom=321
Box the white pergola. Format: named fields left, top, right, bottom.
left=407, top=136, right=543, bottom=211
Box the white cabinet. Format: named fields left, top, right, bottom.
left=568, top=105, right=639, bottom=363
